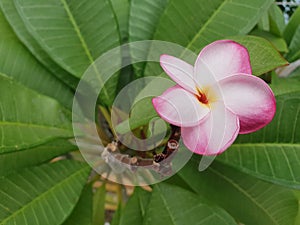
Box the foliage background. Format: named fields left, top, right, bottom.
left=0, top=0, right=300, bottom=225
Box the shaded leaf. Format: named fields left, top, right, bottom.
left=0, top=138, right=77, bottom=177
left=129, top=0, right=169, bottom=77
left=143, top=183, right=237, bottom=225
left=119, top=188, right=151, bottom=225
left=110, top=204, right=122, bottom=225
left=286, top=26, right=300, bottom=62
left=179, top=159, right=299, bottom=225
left=284, top=6, right=300, bottom=45
left=0, top=160, right=90, bottom=225
left=92, top=183, right=106, bottom=225
left=0, top=74, right=73, bottom=153
left=0, top=8, right=74, bottom=108
left=63, top=184, right=93, bottom=225
left=111, top=0, right=130, bottom=43
left=268, top=3, right=285, bottom=37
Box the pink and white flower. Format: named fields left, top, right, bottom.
left=152, top=40, right=276, bottom=155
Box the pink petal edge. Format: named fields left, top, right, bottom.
left=194, top=40, right=252, bottom=88
left=217, top=73, right=276, bottom=134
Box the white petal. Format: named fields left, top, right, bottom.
left=152, top=86, right=209, bottom=127
left=160, top=54, right=197, bottom=94
left=181, top=102, right=239, bottom=155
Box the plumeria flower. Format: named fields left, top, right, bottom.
left=152, top=40, right=276, bottom=155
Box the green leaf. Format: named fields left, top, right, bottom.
left=179, top=159, right=299, bottom=225
left=270, top=74, right=300, bottom=96
left=0, top=160, right=90, bottom=225
left=92, top=183, right=106, bottom=225
left=63, top=184, right=93, bottom=225
left=143, top=183, right=237, bottom=225
left=0, top=138, right=77, bottom=177
left=154, top=0, right=272, bottom=52
left=230, top=35, right=288, bottom=75
left=284, top=6, right=300, bottom=45
left=111, top=0, right=130, bottom=43
left=0, top=74, right=73, bottom=153
left=250, top=29, right=288, bottom=53
left=119, top=188, right=151, bottom=225
left=268, top=3, right=285, bottom=37
left=0, top=8, right=74, bottom=109
left=14, top=0, right=120, bottom=77
left=14, top=0, right=122, bottom=105
left=111, top=204, right=122, bottom=225
left=257, top=9, right=270, bottom=32
left=115, top=97, right=158, bottom=134
left=0, top=0, right=79, bottom=89
left=129, top=0, right=169, bottom=43
left=129, top=0, right=169, bottom=77
left=217, top=91, right=300, bottom=189
left=294, top=191, right=300, bottom=225
left=115, top=77, right=174, bottom=134
left=286, top=26, right=300, bottom=62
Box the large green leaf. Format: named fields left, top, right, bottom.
left=63, top=184, right=93, bottom=225
left=0, top=9, right=74, bottom=109
left=0, top=0, right=79, bottom=89
left=0, top=138, right=77, bottom=177
left=0, top=160, right=90, bottom=225
left=143, top=183, right=237, bottom=225
left=14, top=0, right=120, bottom=77
left=217, top=90, right=300, bottom=189
left=119, top=188, right=151, bottom=225
left=14, top=0, right=123, bottom=105
left=0, top=74, right=73, bottom=153
left=179, top=159, right=299, bottom=225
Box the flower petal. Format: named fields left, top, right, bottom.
left=194, top=40, right=252, bottom=87
left=217, top=74, right=276, bottom=134
left=152, top=85, right=210, bottom=127
left=181, top=102, right=239, bottom=155
left=160, top=54, right=197, bottom=94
